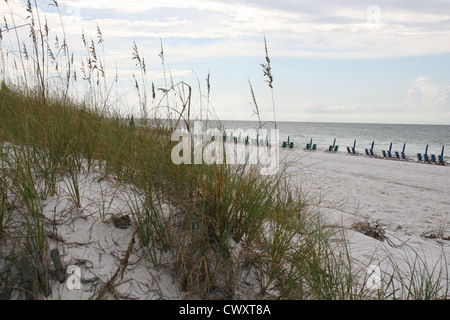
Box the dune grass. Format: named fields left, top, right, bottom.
left=0, top=2, right=448, bottom=300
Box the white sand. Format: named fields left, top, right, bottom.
left=2, top=143, right=449, bottom=299
left=281, top=147, right=450, bottom=295
left=36, top=167, right=181, bottom=300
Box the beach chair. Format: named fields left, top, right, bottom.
left=438, top=146, right=445, bottom=165
left=365, top=145, right=376, bottom=157
left=431, top=154, right=437, bottom=164
left=306, top=138, right=314, bottom=150
left=422, top=145, right=430, bottom=162
left=417, top=153, right=423, bottom=162
left=334, top=146, right=339, bottom=152
left=282, top=136, right=293, bottom=148
left=284, top=141, right=293, bottom=148
left=384, top=143, right=393, bottom=159
left=382, top=150, right=387, bottom=158
left=351, top=140, right=357, bottom=155
left=364, top=142, right=375, bottom=157
left=397, top=143, right=407, bottom=161
left=346, top=146, right=352, bottom=154
left=329, top=139, right=337, bottom=152
left=312, top=144, right=317, bottom=151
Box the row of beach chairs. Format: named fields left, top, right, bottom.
left=306, top=138, right=339, bottom=152
left=379, top=142, right=408, bottom=161
left=284, top=137, right=447, bottom=166
left=305, top=138, right=316, bottom=150
left=282, top=136, right=294, bottom=149
left=417, top=145, right=446, bottom=165
left=356, top=141, right=447, bottom=165
left=417, top=153, right=445, bottom=165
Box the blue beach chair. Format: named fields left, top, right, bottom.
left=365, top=141, right=375, bottom=157
left=398, top=143, right=407, bottom=161
left=367, top=141, right=375, bottom=157
left=382, top=143, right=393, bottom=159
left=417, top=153, right=423, bottom=162
left=431, top=154, right=437, bottom=164
left=438, top=146, right=446, bottom=165
left=350, top=140, right=357, bottom=155
left=422, top=145, right=430, bottom=163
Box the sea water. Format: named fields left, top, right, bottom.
left=219, top=120, right=450, bottom=161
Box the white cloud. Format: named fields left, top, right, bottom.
left=403, top=77, right=450, bottom=112
left=4, top=0, right=450, bottom=59
left=48, top=0, right=450, bottom=59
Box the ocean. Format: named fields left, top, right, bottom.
left=218, top=120, right=450, bottom=161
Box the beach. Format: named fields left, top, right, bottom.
left=282, top=146, right=450, bottom=293
left=46, top=144, right=449, bottom=299
left=284, top=148, right=450, bottom=235
left=1, top=139, right=449, bottom=300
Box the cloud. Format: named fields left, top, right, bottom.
left=403, top=77, right=450, bottom=112
left=40, top=0, right=450, bottom=59
left=5, top=1, right=450, bottom=58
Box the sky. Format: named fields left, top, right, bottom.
left=2, top=0, right=450, bottom=124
